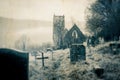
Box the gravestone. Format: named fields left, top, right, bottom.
left=31, top=51, right=40, bottom=65
left=0, top=48, right=29, bottom=80
left=109, top=43, right=120, bottom=54
left=47, top=48, right=53, bottom=60
left=70, top=44, right=86, bottom=62
left=94, top=66, right=104, bottom=78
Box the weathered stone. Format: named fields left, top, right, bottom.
left=0, top=48, right=29, bottom=80
left=70, top=44, right=86, bottom=62
left=53, top=15, right=65, bottom=49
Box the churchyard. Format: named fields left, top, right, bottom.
left=0, top=41, right=119, bottom=80
left=29, top=41, right=120, bottom=80
left=0, top=0, right=120, bottom=80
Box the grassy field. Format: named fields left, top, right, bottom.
left=29, top=41, right=120, bottom=80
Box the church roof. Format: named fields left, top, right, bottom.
left=64, top=24, right=85, bottom=43
left=66, top=24, right=84, bottom=37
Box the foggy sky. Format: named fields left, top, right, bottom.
left=0, top=0, right=95, bottom=48
left=0, top=0, right=92, bottom=21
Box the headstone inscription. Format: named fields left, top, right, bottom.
left=0, top=48, right=29, bottom=80
left=70, top=44, right=86, bottom=62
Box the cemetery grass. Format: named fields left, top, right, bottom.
left=29, top=41, right=120, bottom=80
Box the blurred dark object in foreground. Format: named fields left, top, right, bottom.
left=0, top=48, right=29, bottom=80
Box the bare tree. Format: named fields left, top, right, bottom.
left=15, top=35, right=29, bottom=51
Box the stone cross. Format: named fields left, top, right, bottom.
left=36, top=51, right=48, bottom=67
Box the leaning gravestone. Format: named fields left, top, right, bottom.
left=0, top=48, right=29, bottom=80
left=70, top=44, right=86, bottom=63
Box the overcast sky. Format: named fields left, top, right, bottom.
left=0, top=0, right=92, bottom=21
left=0, top=0, right=94, bottom=47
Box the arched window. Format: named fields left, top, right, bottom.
left=72, top=30, right=78, bottom=39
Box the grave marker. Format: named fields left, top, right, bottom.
left=47, top=48, right=53, bottom=60
left=31, top=51, right=40, bottom=65
left=70, top=44, right=86, bottom=63
left=94, top=66, right=104, bottom=78
left=109, top=43, right=120, bottom=54
left=0, top=48, right=29, bottom=80
left=36, top=51, right=48, bottom=67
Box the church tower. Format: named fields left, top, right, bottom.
left=53, top=15, right=65, bottom=49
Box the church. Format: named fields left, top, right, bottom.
left=53, top=15, right=85, bottom=49
left=64, top=24, right=85, bottom=48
